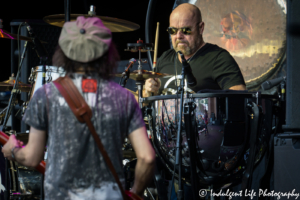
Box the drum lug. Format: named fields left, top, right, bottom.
left=255, top=91, right=262, bottom=106
left=28, top=68, right=35, bottom=83
left=47, top=69, right=53, bottom=83
left=139, top=97, right=144, bottom=103
left=22, top=101, right=29, bottom=116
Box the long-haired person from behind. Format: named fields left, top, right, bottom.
left=2, top=16, right=155, bottom=199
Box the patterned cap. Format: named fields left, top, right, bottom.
left=58, top=16, right=112, bottom=63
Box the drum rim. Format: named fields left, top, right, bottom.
left=34, top=65, right=65, bottom=72
left=144, top=92, right=278, bottom=101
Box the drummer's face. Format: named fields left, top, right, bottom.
left=169, top=12, right=203, bottom=57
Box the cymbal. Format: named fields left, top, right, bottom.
left=0, top=79, right=31, bottom=92
left=0, top=29, right=46, bottom=43
left=0, top=29, right=32, bottom=42
left=43, top=14, right=140, bottom=32
left=114, top=70, right=173, bottom=81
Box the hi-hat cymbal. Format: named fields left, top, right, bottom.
left=114, top=70, right=173, bottom=81
left=0, top=29, right=46, bottom=43
left=0, top=79, right=31, bottom=92
left=43, top=14, right=140, bottom=32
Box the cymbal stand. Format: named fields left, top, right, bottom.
left=174, top=66, right=186, bottom=200
left=136, top=63, right=145, bottom=109
left=64, top=0, right=71, bottom=22
left=125, top=39, right=153, bottom=108
left=1, top=41, right=29, bottom=132
left=170, top=52, right=189, bottom=200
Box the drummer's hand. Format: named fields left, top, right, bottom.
left=144, top=78, right=161, bottom=97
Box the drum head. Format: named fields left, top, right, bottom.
left=174, top=0, right=286, bottom=90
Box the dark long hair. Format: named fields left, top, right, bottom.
left=52, top=42, right=120, bottom=80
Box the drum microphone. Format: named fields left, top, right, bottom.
left=127, top=58, right=136, bottom=69
left=261, top=76, right=286, bottom=90
left=26, top=24, right=48, bottom=59
left=123, top=58, right=136, bottom=74
left=177, top=51, right=197, bottom=87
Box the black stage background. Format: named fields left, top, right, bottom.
left=0, top=0, right=174, bottom=82
left=1, top=1, right=300, bottom=199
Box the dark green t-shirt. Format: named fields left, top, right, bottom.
left=156, top=43, right=245, bottom=93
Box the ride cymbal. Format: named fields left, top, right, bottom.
left=114, top=70, right=173, bottom=81
left=43, top=14, right=140, bottom=32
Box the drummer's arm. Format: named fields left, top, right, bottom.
left=229, top=84, right=246, bottom=90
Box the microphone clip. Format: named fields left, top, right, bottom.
left=26, top=25, right=48, bottom=61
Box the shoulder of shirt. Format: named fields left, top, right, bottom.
left=205, top=43, right=229, bottom=54
left=31, top=83, right=52, bottom=99
left=202, top=43, right=234, bottom=63
left=38, top=82, right=52, bottom=93
left=156, top=49, right=176, bottom=72
left=107, top=81, right=135, bottom=97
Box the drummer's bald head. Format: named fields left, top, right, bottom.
left=170, top=3, right=202, bottom=23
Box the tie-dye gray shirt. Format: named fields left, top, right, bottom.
left=23, top=74, right=145, bottom=200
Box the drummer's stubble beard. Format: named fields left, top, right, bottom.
left=173, top=33, right=203, bottom=57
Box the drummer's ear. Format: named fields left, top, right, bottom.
left=199, top=21, right=205, bottom=35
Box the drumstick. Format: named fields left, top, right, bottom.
left=153, top=22, right=159, bottom=69
left=0, top=131, right=46, bottom=174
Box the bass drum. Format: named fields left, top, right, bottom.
left=147, top=92, right=276, bottom=188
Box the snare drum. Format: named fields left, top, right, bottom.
left=29, top=66, right=65, bottom=98
left=146, top=92, right=277, bottom=188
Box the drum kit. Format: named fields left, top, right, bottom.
left=0, top=5, right=283, bottom=200
left=0, top=6, right=174, bottom=200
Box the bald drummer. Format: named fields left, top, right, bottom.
left=143, top=3, right=246, bottom=97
